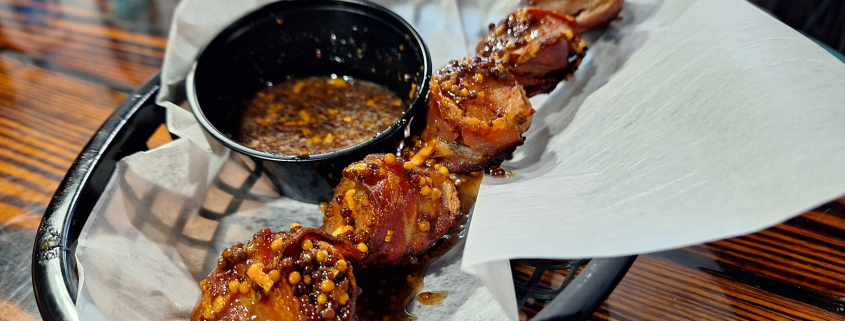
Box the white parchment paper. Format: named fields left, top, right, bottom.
left=464, top=0, right=845, bottom=312
left=75, top=0, right=845, bottom=320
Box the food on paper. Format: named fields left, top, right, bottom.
left=409, top=56, right=534, bottom=173
left=522, top=0, right=624, bottom=32
left=321, top=154, right=461, bottom=267
left=192, top=227, right=362, bottom=321
left=477, top=7, right=586, bottom=96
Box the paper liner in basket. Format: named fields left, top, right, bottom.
left=75, top=0, right=845, bottom=320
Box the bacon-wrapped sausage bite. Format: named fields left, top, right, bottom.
left=477, top=8, right=586, bottom=96
left=522, top=0, right=624, bottom=32
left=321, top=154, right=461, bottom=267
left=412, top=56, right=534, bottom=173
left=192, top=227, right=362, bottom=321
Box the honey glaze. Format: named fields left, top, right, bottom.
left=238, top=76, right=406, bottom=155
left=415, top=292, right=448, bottom=306
left=352, top=171, right=482, bottom=321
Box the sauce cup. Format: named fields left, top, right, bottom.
left=187, top=0, right=431, bottom=203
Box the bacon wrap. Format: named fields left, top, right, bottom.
left=416, top=56, right=534, bottom=173
left=477, top=7, right=586, bottom=96
left=523, top=0, right=624, bottom=32
left=192, top=228, right=361, bottom=321
left=321, top=154, right=461, bottom=267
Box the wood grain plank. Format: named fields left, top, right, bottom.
left=702, top=204, right=845, bottom=297
left=0, top=20, right=165, bottom=67
left=0, top=0, right=169, bottom=88
left=517, top=200, right=845, bottom=320
left=0, top=0, right=170, bottom=47
left=0, top=301, right=39, bottom=321
left=0, top=201, right=41, bottom=230
left=582, top=202, right=845, bottom=320
left=590, top=254, right=844, bottom=321
left=0, top=54, right=128, bottom=230
left=0, top=136, right=69, bottom=179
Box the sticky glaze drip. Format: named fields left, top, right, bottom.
left=352, top=172, right=482, bottom=320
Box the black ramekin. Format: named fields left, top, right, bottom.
left=187, top=0, right=431, bottom=203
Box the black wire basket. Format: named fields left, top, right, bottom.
left=31, top=74, right=635, bottom=321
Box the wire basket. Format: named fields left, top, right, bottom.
left=32, top=74, right=635, bottom=321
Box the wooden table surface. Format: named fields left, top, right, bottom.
left=1, top=0, right=844, bottom=320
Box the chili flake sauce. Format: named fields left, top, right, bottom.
left=237, top=76, right=405, bottom=155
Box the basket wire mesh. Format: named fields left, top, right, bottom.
left=104, top=146, right=592, bottom=320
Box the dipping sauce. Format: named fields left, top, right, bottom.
left=237, top=76, right=405, bottom=155
left=416, top=291, right=448, bottom=306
